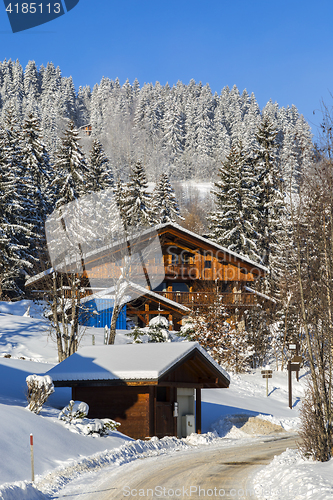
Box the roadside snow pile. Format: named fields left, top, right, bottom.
left=184, top=432, right=220, bottom=445
left=37, top=435, right=194, bottom=497
left=253, top=448, right=333, bottom=500
left=256, top=413, right=301, bottom=432
left=211, top=413, right=286, bottom=438
left=0, top=482, right=46, bottom=500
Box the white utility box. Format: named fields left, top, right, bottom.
left=181, top=414, right=195, bottom=437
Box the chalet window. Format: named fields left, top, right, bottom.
left=153, top=282, right=166, bottom=292
left=172, top=283, right=189, bottom=292
left=204, top=260, right=212, bottom=268
left=172, top=254, right=179, bottom=265
left=181, top=253, right=191, bottom=264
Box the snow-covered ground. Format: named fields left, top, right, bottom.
left=0, top=300, right=332, bottom=499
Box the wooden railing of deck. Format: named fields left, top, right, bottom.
left=154, top=292, right=256, bottom=307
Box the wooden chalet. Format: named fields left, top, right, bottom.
left=46, top=342, right=230, bottom=440
left=26, top=223, right=268, bottom=330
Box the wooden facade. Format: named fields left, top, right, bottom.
left=48, top=343, right=230, bottom=440
left=26, top=223, right=268, bottom=329
left=80, top=223, right=268, bottom=329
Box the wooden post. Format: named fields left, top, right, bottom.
left=288, top=361, right=292, bottom=409
left=168, top=314, right=173, bottom=331
left=196, top=388, right=201, bottom=434
left=149, top=386, right=155, bottom=437
left=145, top=303, right=149, bottom=326
left=30, top=434, right=34, bottom=482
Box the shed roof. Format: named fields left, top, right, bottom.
left=46, top=342, right=230, bottom=386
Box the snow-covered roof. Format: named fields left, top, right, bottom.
left=25, top=267, right=54, bottom=286
left=127, top=282, right=190, bottom=312
left=47, top=341, right=230, bottom=383
left=244, top=286, right=277, bottom=304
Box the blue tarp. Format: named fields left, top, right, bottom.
left=79, top=300, right=127, bottom=329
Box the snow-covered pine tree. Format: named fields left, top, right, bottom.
left=254, top=114, right=287, bottom=291
left=151, top=173, right=182, bottom=224
left=53, top=120, right=89, bottom=208
left=23, top=60, right=40, bottom=117
left=21, top=113, right=52, bottom=257
left=75, top=85, right=91, bottom=128
left=124, top=161, right=152, bottom=227
left=162, top=93, right=185, bottom=161
left=207, top=142, right=260, bottom=261
left=86, top=138, right=113, bottom=193
left=113, top=178, right=129, bottom=226
left=61, top=76, right=76, bottom=121
left=40, top=62, right=62, bottom=159
left=0, top=108, right=34, bottom=295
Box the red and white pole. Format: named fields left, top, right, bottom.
left=30, top=434, right=34, bottom=482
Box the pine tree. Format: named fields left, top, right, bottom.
left=124, top=161, right=152, bottom=227
left=21, top=113, right=52, bottom=255
left=254, top=115, right=287, bottom=290
left=208, top=143, right=260, bottom=261
left=113, top=178, right=129, bottom=226
left=53, top=120, right=89, bottom=208
left=23, top=60, right=39, bottom=116
left=0, top=108, right=34, bottom=295
left=75, top=85, right=91, bottom=128
left=151, top=173, right=182, bottom=224
left=86, top=138, right=113, bottom=193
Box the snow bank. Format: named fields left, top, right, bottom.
left=253, top=448, right=333, bottom=500
left=37, top=435, right=195, bottom=497
left=256, top=413, right=301, bottom=432
left=1, top=431, right=245, bottom=499
left=0, top=482, right=46, bottom=500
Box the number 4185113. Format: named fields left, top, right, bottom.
left=6, top=3, right=61, bottom=14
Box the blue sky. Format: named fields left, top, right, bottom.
left=0, top=0, right=333, bottom=137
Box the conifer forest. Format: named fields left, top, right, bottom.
left=0, top=57, right=316, bottom=298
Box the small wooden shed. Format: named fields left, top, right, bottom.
left=47, top=342, right=230, bottom=440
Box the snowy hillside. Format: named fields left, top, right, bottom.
left=0, top=300, right=332, bottom=500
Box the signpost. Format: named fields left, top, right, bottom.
left=30, top=434, right=34, bottom=482
left=287, top=340, right=302, bottom=408
left=288, top=341, right=300, bottom=381
left=261, top=369, right=273, bottom=397
left=288, top=361, right=300, bottom=409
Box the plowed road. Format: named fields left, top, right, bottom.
left=58, top=433, right=299, bottom=500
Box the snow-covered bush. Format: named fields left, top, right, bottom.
left=58, top=400, right=120, bottom=436
left=76, top=418, right=121, bottom=436
left=59, top=400, right=89, bottom=422
left=127, top=315, right=171, bottom=343
left=26, top=374, right=54, bottom=414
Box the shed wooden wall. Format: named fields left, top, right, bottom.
left=73, top=385, right=152, bottom=440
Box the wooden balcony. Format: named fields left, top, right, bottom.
left=154, top=292, right=256, bottom=307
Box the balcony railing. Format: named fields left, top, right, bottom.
left=154, top=292, right=256, bottom=307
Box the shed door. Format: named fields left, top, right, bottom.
left=156, top=402, right=173, bottom=437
